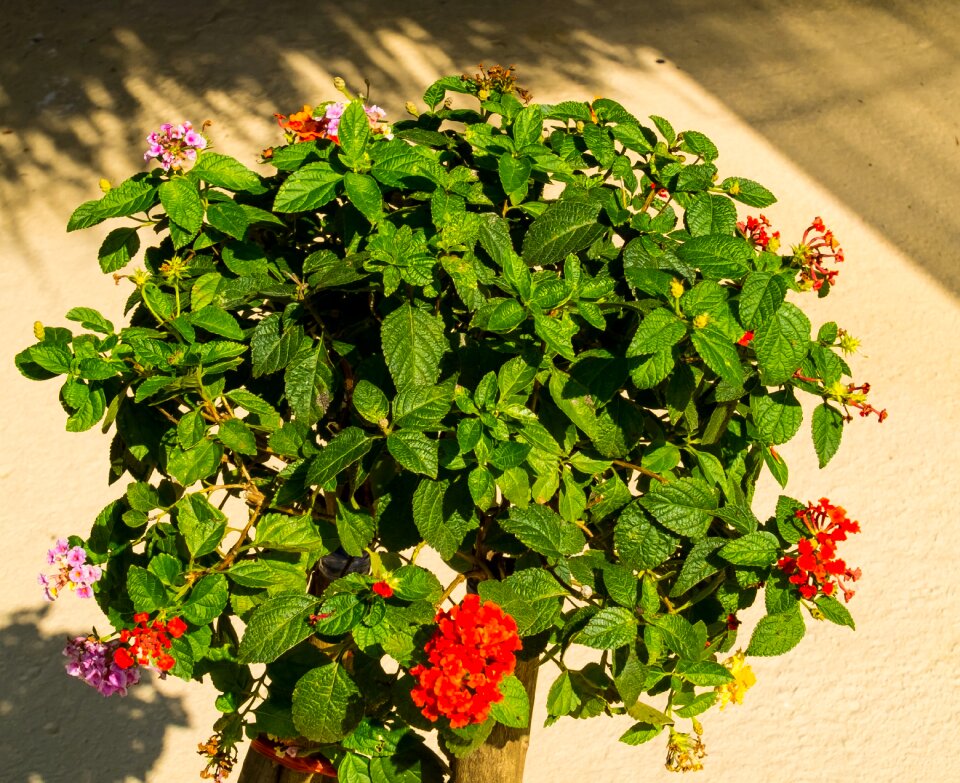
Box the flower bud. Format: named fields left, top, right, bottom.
left=669, top=278, right=684, bottom=299
left=405, top=101, right=419, bottom=118
left=693, top=313, right=710, bottom=329
left=33, top=321, right=44, bottom=340
left=98, top=178, right=112, bottom=193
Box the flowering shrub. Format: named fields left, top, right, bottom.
left=17, top=68, right=885, bottom=781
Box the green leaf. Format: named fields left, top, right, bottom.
left=167, top=439, right=223, bottom=487
left=392, top=383, right=452, bottom=430
left=182, top=574, right=228, bottom=625
left=159, top=177, right=204, bottom=234
left=722, top=177, right=777, bottom=208
left=489, top=675, right=531, bottom=728
left=206, top=201, right=249, bottom=240
left=97, top=176, right=158, bottom=219
left=250, top=313, right=303, bottom=377
left=486, top=299, right=526, bottom=332
left=274, top=163, right=343, bottom=212
left=498, top=156, right=531, bottom=201
left=285, top=343, right=334, bottom=425
left=387, top=430, right=439, bottom=478
left=177, top=493, right=228, bottom=557
left=676, top=235, right=751, bottom=280
left=307, top=427, right=373, bottom=488
left=521, top=201, right=604, bottom=267
left=126, top=565, right=167, bottom=612
left=739, top=272, right=787, bottom=330
left=547, top=671, right=581, bottom=717
left=67, top=199, right=106, bottom=231
left=228, top=560, right=307, bottom=591
left=641, top=478, right=717, bottom=539
left=619, top=723, right=664, bottom=746
left=193, top=151, right=262, bottom=192
left=190, top=306, right=244, bottom=340
left=344, top=172, right=383, bottom=223
left=627, top=309, right=686, bottom=355
left=254, top=512, right=330, bottom=552
left=615, top=501, right=678, bottom=570
left=292, top=663, right=364, bottom=743
left=392, top=566, right=443, bottom=602
left=671, top=538, right=725, bottom=598
left=217, top=418, right=258, bottom=456
left=576, top=607, right=638, bottom=649
left=719, top=531, right=780, bottom=567
left=339, top=101, right=372, bottom=161
left=353, top=380, right=390, bottom=424
left=238, top=593, right=318, bottom=663
left=336, top=501, right=376, bottom=557
left=680, top=130, right=719, bottom=161
left=746, top=607, right=806, bottom=656
left=812, top=403, right=844, bottom=468
left=512, top=105, right=544, bottom=148
left=815, top=595, right=855, bottom=629
left=674, top=660, right=734, bottom=686
left=65, top=307, right=114, bottom=334
left=98, top=227, right=140, bottom=273
left=649, top=614, right=703, bottom=660
left=684, top=194, right=736, bottom=237
left=412, top=479, right=478, bottom=560
left=691, top=324, right=743, bottom=385
left=381, top=303, right=447, bottom=392
left=649, top=114, right=676, bottom=144
left=177, top=409, right=206, bottom=449
left=29, top=344, right=72, bottom=374
left=751, top=389, right=803, bottom=445
left=502, top=504, right=585, bottom=560
left=755, top=303, right=811, bottom=385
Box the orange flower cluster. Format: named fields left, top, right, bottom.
left=410, top=595, right=522, bottom=728
left=113, top=613, right=187, bottom=672
left=274, top=105, right=329, bottom=143
left=777, top=499, right=861, bottom=602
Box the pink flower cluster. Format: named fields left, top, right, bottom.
left=64, top=635, right=141, bottom=697
left=275, top=102, right=392, bottom=145
left=144, top=121, right=207, bottom=171
left=38, top=539, right=101, bottom=601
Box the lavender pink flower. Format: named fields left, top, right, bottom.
left=39, top=539, right=101, bottom=601
left=63, top=635, right=141, bottom=697
left=144, top=120, right=208, bottom=171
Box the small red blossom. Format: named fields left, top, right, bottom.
left=409, top=595, right=522, bottom=729
left=372, top=581, right=394, bottom=598
left=726, top=613, right=741, bottom=631
left=113, top=614, right=185, bottom=672
left=795, top=216, right=845, bottom=290
left=737, top=214, right=780, bottom=251
left=736, top=331, right=755, bottom=347
left=777, top=499, right=861, bottom=602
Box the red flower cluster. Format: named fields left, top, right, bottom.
left=409, top=595, right=522, bottom=728
left=796, top=216, right=845, bottom=290
left=372, top=580, right=393, bottom=598
left=777, top=499, right=861, bottom=602
left=113, top=613, right=187, bottom=672
left=838, top=382, right=888, bottom=423
left=737, top=214, right=780, bottom=250
left=736, top=330, right=755, bottom=347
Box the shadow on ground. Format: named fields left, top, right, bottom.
left=1, top=1, right=958, bottom=295
left=0, top=606, right=188, bottom=783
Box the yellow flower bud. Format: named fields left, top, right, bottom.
left=33, top=321, right=45, bottom=340
left=669, top=278, right=684, bottom=299
left=693, top=313, right=710, bottom=329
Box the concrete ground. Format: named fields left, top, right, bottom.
left=1, top=1, right=958, bottom=781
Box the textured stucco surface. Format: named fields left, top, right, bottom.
left=1, top=2, right=958, bottom=781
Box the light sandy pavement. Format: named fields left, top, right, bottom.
left=2, top=2, right=958, bottom=781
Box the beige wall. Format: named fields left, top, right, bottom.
left=2, top=2, right=958, bottom=781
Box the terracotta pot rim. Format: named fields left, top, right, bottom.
left=250, top=736, right=338, bottom=778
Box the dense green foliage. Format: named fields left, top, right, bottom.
left=18, top=70, right=879, bottom=779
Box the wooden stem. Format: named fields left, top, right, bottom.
left=449, top=653, right=540, bottom=783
